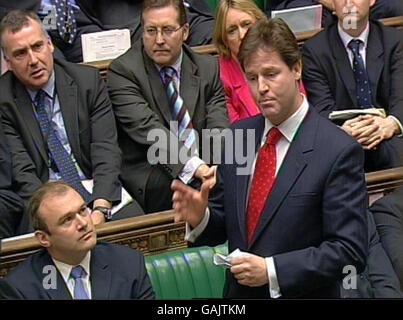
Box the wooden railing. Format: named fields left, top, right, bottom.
left=1, top=166, right=403, bottom=278
left=82, top=15, right=403, bottom=80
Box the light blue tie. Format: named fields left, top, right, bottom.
left=70, top=265, right=89, bottom=299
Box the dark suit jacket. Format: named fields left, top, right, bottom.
left=194, top=108, right=368, bottom=298
left=302, top=20, right=403, bottom=172
left=0, top=242, right=155, bottom=299
left=0, top=59, right=122, bottom=207
left=0, top=117, right=24, bottom=238
left=370, top=187, right=403, bottom=291
left=340, top=210, right=403, bottom=298
left=107, top=41, right=228, bottom=208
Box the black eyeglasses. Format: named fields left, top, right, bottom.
left=143, top=25, right=184, bottom=39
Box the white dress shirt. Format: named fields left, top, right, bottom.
left=52, top=252, right=92, bottom=299
left=186, top=94, right=310, bottom=298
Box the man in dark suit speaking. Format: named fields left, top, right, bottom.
left=171, top=18, right=368, bottom=298
left=0, top=181, right=155, bottom=299
left=108, top=0, right=228, bottom=214
left=302, top=0, right=403, bottom=172
left=0, top=10, right=143, bottom=234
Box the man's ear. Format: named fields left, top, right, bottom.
left=293, top=60, right=302, bottom=80
left=47, top=37, right=54, bottom=53
left=182, top=23, right=190, bottom=42
left=35, top=230, right=51, bottom=248
left=369, top=0, right=376, bottom=8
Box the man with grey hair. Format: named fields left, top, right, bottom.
left=0, top=10, right=143, bottom=234
left=0, top=181, right=154, bottom=299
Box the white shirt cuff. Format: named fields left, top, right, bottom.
left=178, top=156, right=205, bottom=184
left=388, top=115, right=403, bottom=137
left=266, top=257, right=281, bottom=298
left=184, top=208, right=210, bottom=243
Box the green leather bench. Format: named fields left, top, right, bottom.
left=145, top=243, right=228, bottom=299
left=205, top=0, right=267, bottom=12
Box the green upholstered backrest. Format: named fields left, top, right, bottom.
left=205, top=0, right=267, bottom=12
left=145, top=243, right=228, bottom=299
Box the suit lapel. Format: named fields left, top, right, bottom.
left=54, top=63, right=83, bottom=167
left=249, top=110, right=316, bottom=247
left=366, top=24, right=384, bottom=106
left=13, top=81, right=48, bottom=163
left=90, top=245, right=112, bottom=299
left=330, top=26, right=358, bottom=108
left=144, top=52, right=173, bottom=126
left=237, top=116, right=265, bottom=244
left=180, top=52, right=199, bottom=119
left=33, top=250, right=72, bottom=299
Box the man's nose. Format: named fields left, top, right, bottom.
left=27, top=49, right=39, bottom=65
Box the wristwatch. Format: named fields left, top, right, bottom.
left=92, top=206, right=112, bottom=221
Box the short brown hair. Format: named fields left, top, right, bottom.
left=214, top=0, right=266, bottom=58
left=238, top=18, right=301, bottom=71
left=0, top=10, right=47, bottom=50
left=141, top=0, right=187, bottom=26
left=28, top=181, right=73, bottom=233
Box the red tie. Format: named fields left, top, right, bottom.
left=246, top=127, right=282, bottom=244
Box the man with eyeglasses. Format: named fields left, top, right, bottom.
left=108, top=0, right=229, bottom=214
left=0, top=10, right=144, bottom=235
left=0, top=181, right=155, bottom=300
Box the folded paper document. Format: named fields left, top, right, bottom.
left=213, top=248, right=247, bottom=269
left=271, top=4, right=322, bottom=33
left=81, top=29, right=131, bottom=63
left=329, top=108, right=386, bottom=121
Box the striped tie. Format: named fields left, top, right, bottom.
left=161, top=66, right=197, bottom=152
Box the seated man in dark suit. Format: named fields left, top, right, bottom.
left=0, top=10, right=143, bottom=234
left=0, top=181, right=155, bottom=299
left=370, top=187, right=403, bottom=291
left=302, top=0, right=403, bottom=172
left=171, top=18, right=367, bottom=298
left=0, top=0, right=215, bottom=62
left=107, top=0, right=229, bottom=214
left=340, top=210, right=403, bottom=298
left=0, top=116, right=25, bottom=239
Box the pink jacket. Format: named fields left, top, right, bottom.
left=219, top=57, right=260, bottom=124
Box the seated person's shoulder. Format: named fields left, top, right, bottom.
left=95, top=241, right=145, bottom=264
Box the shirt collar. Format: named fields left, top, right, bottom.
left=263, top=94, right=309, bottom=143
left=337, top=22, right=370, bottom=50
left=52, top=251, right=91, bottom=282
left=155, top=49, right=183, bottom=77
left=27, top=70, right=55, bottom=101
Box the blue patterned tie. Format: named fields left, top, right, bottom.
left=52, top=0, right=77, bottom=44
left=161, top=67, right=197, bottom=151
left=35, top=90, right=91, bottom=202
left=348, top=39, right=373, bottom=108
left=70, top=265, right=89, bottom=299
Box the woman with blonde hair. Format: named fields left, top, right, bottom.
left=214, top=0, right=266, bottom=123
